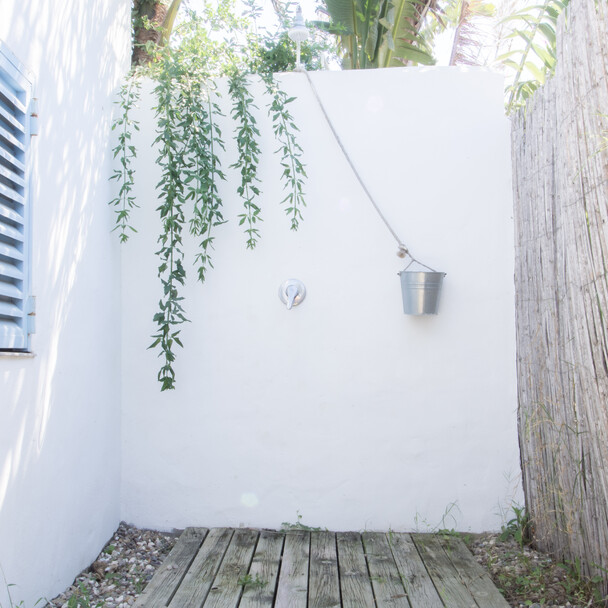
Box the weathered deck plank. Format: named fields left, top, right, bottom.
left=239, top=530, right=284, bottom=608
left=412, top=534, right=478, bottom=608
left=203, top=528, right=259, bottom=608
left=440, top=536, right=510, bottom=608
left=274, top=530, right=309, bottom=608
left=168, top=528, right=233, bottom=608
left=137, top=528, right=509, bottom=608
left=336, top=532, right=376, bottom=608
left=389, top=532, right=444, bottom=607
left=362, top=532, right=409, bottom=607
left=309, top=531, right=341, bottom=608
left=133, top=527, right=208, bottom=608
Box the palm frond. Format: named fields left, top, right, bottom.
left=448, top=0, right=495, bottom=66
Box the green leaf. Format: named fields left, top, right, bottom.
left=392, top=41, right=435, bottom=65
left=537, top=22, right=556, bottom=45
left=524, top=61, right=546, bottom=83
left=530, top=42, right=555, bottom=69
left=322, top=0, right=360, bottom=33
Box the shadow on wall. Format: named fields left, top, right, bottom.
left=0, top=1, right=128, bottom=604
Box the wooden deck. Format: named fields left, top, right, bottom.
left=134, top=528, right=509, bottom=608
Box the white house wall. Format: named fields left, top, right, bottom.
left=0, top=1, right=130, bottom=605
left=121, top=68, right=523, bottom=533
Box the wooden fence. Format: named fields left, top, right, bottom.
left=512, top=0, right=608, bottom=586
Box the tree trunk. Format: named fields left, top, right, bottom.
left=132, top=0, right=170, bottom=66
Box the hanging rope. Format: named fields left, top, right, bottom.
left=303, top=71, right=437, bottom=272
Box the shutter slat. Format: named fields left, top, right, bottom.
left=0, top=79, right=26, bottom=115
left=0, top=299, right=22, bottom=318
left=0, top=181, right=24, bottom=205
left=0, top=241, right=23, bottom=261
left=0, top=125, right=25, bottom=152
left=0, top=202, right=24, bottom=225
left=0, top=221, right=23, bottom=242
left=0, top=320, right=26, bottom=349
left=0, top=281, right=21, bottom=299
left=0, top=103, right=25, bottom=134
left=0, top=163, right=25, bottom=188
left=0, top=259, right=22, bottom=280
left=0, top=145, right=25, bottom=172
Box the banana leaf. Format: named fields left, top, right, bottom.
left=322, top=0, right=361, bottom=35
left=381, top=0, right=436, bottom=67
left=318, top=0, right=436, bottom=67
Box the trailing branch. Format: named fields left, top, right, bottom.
left=109, top=73, right=141, bottom=242
left=229, top=72, right=263, bottom=249
left=149, top=53, right=190, bottom=391
left=184, top=84, right=227, bottom=284
left=261, top=73, right=306, bottom=231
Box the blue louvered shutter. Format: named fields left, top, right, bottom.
left=0, top=46, right=32, bottom=351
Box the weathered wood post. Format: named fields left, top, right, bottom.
left=512, top=0, right=608, bottom=590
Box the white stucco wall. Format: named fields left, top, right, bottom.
left=0, top=2, right=130, bottom=605
left=121, top=68, right=522, bottom=533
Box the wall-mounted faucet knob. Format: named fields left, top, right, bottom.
left=286, top=284, right=299, bottom=309
left=279, top=279, right=306, bottom=309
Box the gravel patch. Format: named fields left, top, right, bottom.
left=48, top=524, right=604, bottom=608
left=47, top=523, right=179, bottom=608
left=469, top=532, right=604, bottom=607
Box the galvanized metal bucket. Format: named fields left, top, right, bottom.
left=399, top=271, right=446, bottom=315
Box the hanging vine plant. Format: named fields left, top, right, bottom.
left=110, top=2, right=308, bottom=390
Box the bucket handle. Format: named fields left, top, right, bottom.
left=401, top=256, right=440, bottom=273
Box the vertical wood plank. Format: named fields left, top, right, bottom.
left=439, top=536, right=509, bottom=608
left=361, top=532, right=409, bottom=607
left=133, top=527, right=208, bottom=608
left=203, top=528, right=259, bottom=608
left=308, top=531, right=341, bottom=608
left=239, top=530, right=285, bottom=608
left=336, top=532, right=376, bottom=608
left=274, top=531, right=310, bottom=608
left=388, top=533, right=443, bottom=607
left=168, top=528, right=233, bottom=608
left=411, top=535, right=477, bottom=608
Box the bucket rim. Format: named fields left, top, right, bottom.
left=398, top=270, right=446, bottom=277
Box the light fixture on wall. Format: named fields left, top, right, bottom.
left=288, top=5, right=309, bottom=72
